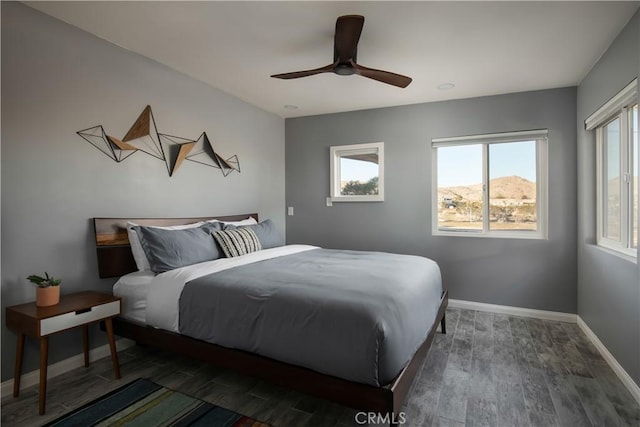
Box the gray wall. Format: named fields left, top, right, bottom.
left=577, top=11, right=640, bottom=385
left=286, top=87, right=577, bottom=314
left=1, top=2, right=285, bottom=381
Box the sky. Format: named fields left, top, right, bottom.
left=605, top=118, right=620, bottom=179
left=437, top=140, right=537, bottom=187
left=634, top=105, right=638, bottom=179
left=340, top=157, right=378, bottom=182
left=604, top=105, right=638, bottom=180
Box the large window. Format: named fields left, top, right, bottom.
left=587, top=79, right=638, bottom=258
left=432, top=130, right=548, bottom=239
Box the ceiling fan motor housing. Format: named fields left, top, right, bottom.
left=334, top=47, right=357, bottom=75
left=334, top=63, right=356, bottom=75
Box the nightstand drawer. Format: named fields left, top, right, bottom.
left=40, top=301, right=120, bottom=335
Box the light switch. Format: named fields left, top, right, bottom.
left=326, top=197, right=333, bottom=207
left=287, top=206, right=294, bottom=216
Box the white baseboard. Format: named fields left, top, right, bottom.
left=448, top=298, right=577, bottom=323
left=0, top=338, right=135, bottom=399
left=577, top=316, right=640, bottom=405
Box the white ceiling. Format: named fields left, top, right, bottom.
left=26, top=1, right=640, bottom=118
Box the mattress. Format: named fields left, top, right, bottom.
left=113, top=270, right=154, bottom=323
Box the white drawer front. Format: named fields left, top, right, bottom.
left=40, top=301, right=120, bottom=336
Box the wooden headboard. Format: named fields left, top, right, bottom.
left=93, top=213, right=259, bottom=278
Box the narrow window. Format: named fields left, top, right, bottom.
left=603, top=117, right=622, bottom=242
left=632, top=104, right=638, bottom=249
left=587, top=79, right=638, bottom=259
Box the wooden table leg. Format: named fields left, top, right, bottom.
left=13, top=333, right=25, bottom=397
left=104, top=318, right=121, bottom=379
left=82, top=325, right=89, bottom=367
left=39, top=337, right=49, bottom=415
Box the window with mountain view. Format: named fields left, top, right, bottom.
left=432, top=130, right=548, bottom=238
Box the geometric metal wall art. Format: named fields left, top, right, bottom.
left=187, top=132, right=240, bottom=177
left=77, top=105, right=240, bottom=177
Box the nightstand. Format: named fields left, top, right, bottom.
left=6, top=291, right=122, bottom=414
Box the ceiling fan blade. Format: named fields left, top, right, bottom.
left=334, top=15, right=364, bottom=62
left=271, top=63, right=335, bottom=80
left=353, top=63, right=412, bottom=88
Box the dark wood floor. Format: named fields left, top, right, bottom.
left=2, top=308, right=639, bottom=426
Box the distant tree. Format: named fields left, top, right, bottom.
left=490, top=204, right=515, bottom=222
left=455, top=200, right=482, bottom=222
left=342, top=176, right=378, bottom=195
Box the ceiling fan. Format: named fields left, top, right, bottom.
left=271, top=15, right=412, bottom=88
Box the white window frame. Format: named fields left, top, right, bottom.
left=431, top=130, right=549, bottom=239
left=586, top=79, right=638, bottom=259
left=330, top=142, right=384, bottom=202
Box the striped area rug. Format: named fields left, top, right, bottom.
left=44, top=378, right=271, bottom=427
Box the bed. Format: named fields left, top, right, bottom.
left=94, top=214, right=448, bottom=420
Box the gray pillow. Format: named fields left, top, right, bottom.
left=133, top=222, right=223, bottom=273
left=223, top=219, right=283, bottom=249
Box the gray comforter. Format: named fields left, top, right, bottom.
left=179, top=249, right=442, bottom=386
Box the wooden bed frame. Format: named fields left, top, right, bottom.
left=93, top=214, right=448, bottom=419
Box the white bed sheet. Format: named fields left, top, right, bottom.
left=113, top=270, right=155, bottom=323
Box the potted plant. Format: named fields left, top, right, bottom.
left=27, top=272, right=61, bottom=307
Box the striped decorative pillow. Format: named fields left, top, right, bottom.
left=213, top=228, right=262, bottom=257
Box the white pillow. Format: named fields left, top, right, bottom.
left=126, top=221, right=205, bottom=271
left=205, top=217, right=258, bottom=227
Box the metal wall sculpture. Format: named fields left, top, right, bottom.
left=77, top=106, right=240, bottom=177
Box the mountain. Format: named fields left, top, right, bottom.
left=439, top=175, right=536, bottom=201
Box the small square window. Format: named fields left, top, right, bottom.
left=330, top=142, right=384, bottom=202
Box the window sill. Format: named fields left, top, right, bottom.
left=330, top=196, right=384, bottom=203
left=433, top=230, right=547, bottom=240
left=594, top=244, right=638, bottom=264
